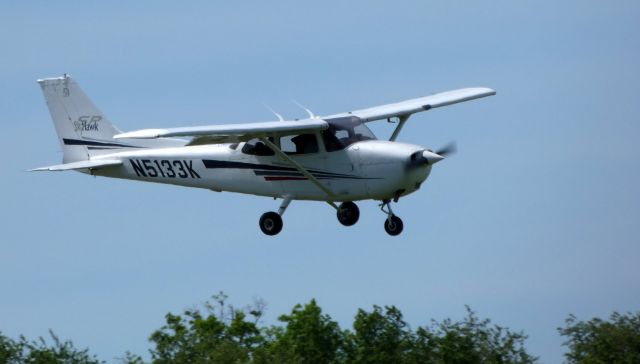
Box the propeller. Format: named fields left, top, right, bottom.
left=409, top=141, right=457, bottom=167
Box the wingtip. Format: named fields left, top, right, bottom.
left=471, top=87, right=496, bottom=95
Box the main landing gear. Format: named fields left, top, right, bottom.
left=258, top=197, right=403, bottom=236
left=337, top=201, right=360, bottom=226
left=259, top=196, right=291, bottom=236
left=259, top=211, right=283, bottom=236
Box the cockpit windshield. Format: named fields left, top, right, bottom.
left=322, top=116, right=376, bottom=152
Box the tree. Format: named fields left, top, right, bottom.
left=559, top=311, right=640, bottom=363
left=0, top=330, right=102, bottom=364
left=2, top=295, right=539, bottom=363
left=410, top=306, right=537, bottom=364
left=256, top=299, right=344, bottom=364
left=148, top=292, right=265, bottom=364
left=0, top=333, right=22, bottom=363
left=345, top=305, right=411, bottom=364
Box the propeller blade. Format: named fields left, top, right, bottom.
left=435, top=142, right=457, bottom=157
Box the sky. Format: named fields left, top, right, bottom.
left=1, top=1, right=639, bottom=362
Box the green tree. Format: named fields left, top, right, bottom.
left=0, top=330, right=102, bottom=364
left=3, top=294, right=539, bottom=363
left=345, top=305, right=411, bottom=364
left=0, top=332, right=22, bottom=363
left=256, top=299, right=344, bottom=364
left=118, top=351, right=145, bottom=364
left=558, top=311, right=640, bottom=363
left=148, top=292, right=264, bottom=364
left=410, top=306, right=537, bottom=364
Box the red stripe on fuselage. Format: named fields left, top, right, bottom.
left=264, top=176, right=308, bottom=181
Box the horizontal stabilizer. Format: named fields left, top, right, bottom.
left=31, top=159, right=122, bottom=171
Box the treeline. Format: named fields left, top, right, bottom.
left=1, top=293, right=639, bottom=363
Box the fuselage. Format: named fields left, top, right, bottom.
left=91, top=139, right=432, bottom=202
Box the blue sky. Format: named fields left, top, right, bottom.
left=2, top=1, right=639, bottom=362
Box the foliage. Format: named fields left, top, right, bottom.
left=147, top=297, right=537, bottom=364
left=411, top=306, right=536, bottom=364
left=343, top=305, right=536, bottom=364
left=345, top=305, right=411, bottom=364
left=255, top=299, right=344, bottom=364
left=148, top=291, right=264, bottom=364
left=0, top=330, right=102, bottom=364
left=2, top=294, right=540, bottom=364
left=558, top=311, right=640, bottom=363
left=117, top=351, right=145, bottom=364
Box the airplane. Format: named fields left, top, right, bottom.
left=33, top=74, right=495, bottom=236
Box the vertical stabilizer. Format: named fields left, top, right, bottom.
left=38, top=74, right=127, bottom=162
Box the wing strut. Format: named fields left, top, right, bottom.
left=389, top=115, right=410, bottom=141
left=260, top=137, right=338, bottom=208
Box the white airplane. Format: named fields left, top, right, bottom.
left=33, top=74, right=495, bottom=236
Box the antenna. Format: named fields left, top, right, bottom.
left=292, top=100, right=316, bottom=119
left=262, top=103, right=285, bottom=121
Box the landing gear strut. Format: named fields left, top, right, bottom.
left=380, top=199, right=403, bottom=236
left=259, top=196, right=292, bottom=236
left=337, top=201, right=360, bottom=226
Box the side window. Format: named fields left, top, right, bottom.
left=280, top=133, right=318, bottom=155
left=322, top=129, right=345, bottom=152
left=335, top=129, right=349, bottom=141
left=241, top=138, right=274, bottom=156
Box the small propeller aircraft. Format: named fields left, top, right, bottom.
left=33, top=75, right=495, bottom=236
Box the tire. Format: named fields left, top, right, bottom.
left=337, top=201, right=360, bottom=226
left=259, top=211, right=283, bottom=236
left=384, top=215, right=403, bottom=236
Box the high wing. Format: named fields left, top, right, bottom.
left=323, top=87, right=496, bottom=122
left=114, top=87, right=494, bottom=145
left=115, top=119, right=328, bottom=146
left=31, top=159, right=122, bottom=171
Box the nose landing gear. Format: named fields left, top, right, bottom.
left=380, top=199, right=403, bottom=236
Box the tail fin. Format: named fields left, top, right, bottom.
left=38, top=74, right=137, bottom=162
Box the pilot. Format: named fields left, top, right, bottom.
left=291, top=134, right=318, bottom=154
left=253, top=141, right=272, bottom=156
left=322, top=128, right=342, bottom=152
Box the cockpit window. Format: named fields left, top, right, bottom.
left=280, top=133, right=319, bottom=155
left=241, top=138, right=275, bottom=156
left=322, top=116, right=376, bottom=152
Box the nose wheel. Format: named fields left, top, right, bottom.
left=380, top=199, right=403, bottom=236
left=384, top=215, right=403, bottom=236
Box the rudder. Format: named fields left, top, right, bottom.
left=38, top=74, right=124, bottom=163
